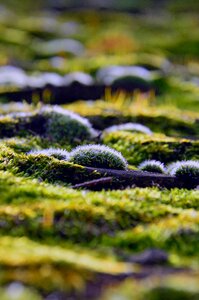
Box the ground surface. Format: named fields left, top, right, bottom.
left=0, top=5, right=199, bottom=300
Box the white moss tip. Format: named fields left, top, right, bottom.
left=167, top=160, right=199, bottom=177
left=39, top=105, right=98, bottom=139
left=27, top=148, right=70, bottom=160
left=104, top=123, right=153, bottom=135
left=138, top=160, right=166, bottom=173
left=69, top=144, right=128, bottom=170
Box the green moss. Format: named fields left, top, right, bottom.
left=102, top=131, right=199, bottom=165
left=67, top=100, right=199, bottom=137
left=1, top=9, right=199, bottom=297
left=102, top=274, right=199, bottom=300
left=103, top=210, right=199, bottom=257
left=69, top=144, right=128, bottom=170
left=0, top=236, right=131, bottom=293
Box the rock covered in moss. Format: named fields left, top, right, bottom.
left=28, top=148, right=69, bottom=160
left=167, top=160, right=199, bottom=180
left=104, top=123, right=152, bottom=135
left=39, top=105, right=98, bottom=143
left=69, top=144, right=128, bottom=170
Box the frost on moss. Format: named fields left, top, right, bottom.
left=103, top=123, right=153, bottom=135
left=39, top=105, right=98, bottom=143
left=69, top=144, right=128, bottom=170
left=28, top=148, right=69, bottom=160
left=167, top=160, right=199, bottom=181
left=138, top=160, right=166, bottom=173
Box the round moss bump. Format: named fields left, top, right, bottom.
left=104, top=123, right=153, bottom=135
left=28, top=148, right=69, bottom=160
left=39, top=105, right=98, bottom=143
left=138, top=160, right=166, bottom=173
left=69, top=144, right=128, bottom=170
left=167, top=160, right=199, bottom=180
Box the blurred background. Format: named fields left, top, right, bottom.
left=1, top=0, right=199, bottom=12
left=0, top=0, right=199, bottom=110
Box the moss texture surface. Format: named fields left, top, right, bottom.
left=0, top=6, right=199, bottom=300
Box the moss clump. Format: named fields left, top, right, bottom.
left=69, top=144, right=128, bottom=170
left=28, top=148, right=69, bottom=160
left=39, top=105, right=97, bottom=144
left=3, top=136, right=73, bottom=154
left=102, top=131, right=199, bottom=165
left=138, top=160, right=166, bottom=173
left=167, top=160, right=199, bottom=181
left=7, top=153, right=90, bottom=185
left=103, top=123, right=153, bottom=135
left=0, top=106, right=98, bottom=145
left=66, top=100, right=199, bottom=138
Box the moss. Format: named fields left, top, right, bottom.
left=138, top=160, right=166, bottom=173
left=0, top=108, right=99, bottom=146
left=102, top=131, right=199, bottom=165
left=0, top=170, right=197, bottom=245
left=69, top=144, right=128, bottom=170
left=94, top=114, right=199, bottom=138
left=3, top=137, right=73, bottom=153
left=167, top=161, right=199, bottom=183
left=101, top=274, right=199, bottom=300
left=0, top=236, right=130, bottom=293
left=39, top=106, right=97, bottom=144
left=65, top=100, right=199, bottom=138
left=28, top=148, right=70, bottom=160
left=1, top=9, right=199, bottom=297
left=103, top=210, right=199, bottom=257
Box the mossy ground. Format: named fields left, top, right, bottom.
left=0, top=5, right=199, bottom=300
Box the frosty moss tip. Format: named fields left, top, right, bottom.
left=39, top=105, right=98, bottom=143
left=138, top=160, right=166, bottom=173
left=167, top=160, right=199, bottom=180
left=104, top=123, right=152, bottom=135
left=69, top=144, right=128, bottom=170
left=28, top=148, right=69, bottom=160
